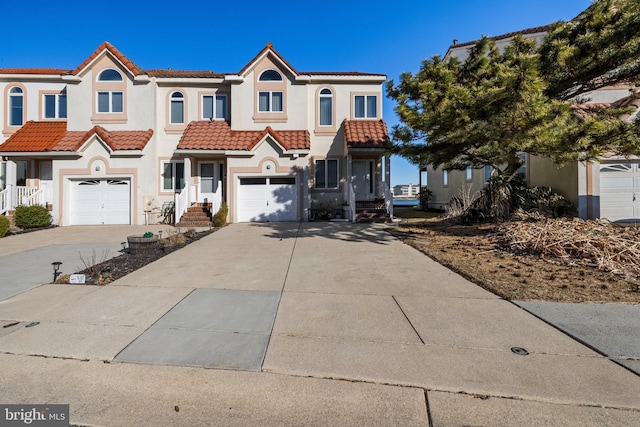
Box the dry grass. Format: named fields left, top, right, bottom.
left=390, top=215, right=640, bottom=303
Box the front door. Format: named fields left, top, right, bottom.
left=352, top=160, right=374, bottom=200
left=39, top=161, right=53, bottom=205
left=199, top=162, right=216, bottom=204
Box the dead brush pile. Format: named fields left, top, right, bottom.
left=494, top=216, right=640, bottom=277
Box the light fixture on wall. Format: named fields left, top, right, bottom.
left=95, top=165, right=101, bottom=171
left=266, top=164, right=272, bottom=170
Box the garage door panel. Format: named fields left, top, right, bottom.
left=599, top=162, right=640, bottom=222
left=237, top=177, right=297, bottom=222
left=70, top=179, right=130, bottom=225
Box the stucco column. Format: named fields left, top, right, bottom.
left=5, top=159, right=16, bottom=209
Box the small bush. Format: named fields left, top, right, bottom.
left=0, top=215, right=10, bottom=237
left=418, top=187, right=433, bottom=210
left=13, top=205, right=52, bottom=229
left=213, top=201, right=228, bottom=227
left=523, top=186, right=576, bottom=218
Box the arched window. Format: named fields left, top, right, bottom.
left=98, top=69, right=123, bottom=81
left=9, top=87, right=24, bottom=126
left=259, top=69, right=283, bottom=81
left=170, top=91, right=185, bottom=124
left=319, top=88, right=333, bottom=126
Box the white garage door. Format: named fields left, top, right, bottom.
left=599, top=162, right=640, bottom=222
left=237, top=177, right=298, bottom=222
left=70, top=179, right=131, bottom=225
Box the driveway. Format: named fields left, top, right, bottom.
left=0, top=222, right=639, bottom=426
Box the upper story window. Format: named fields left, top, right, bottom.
left=202, top=94, right=227, bottom=120
left=254, top=67, right=286, bottom=122
left=170, top=91, right=185, bottom=124
left=465, top=165, right=473, bottom=182
left=258, top=91, right=283, bottom=112
left=97, top=91, right=123, bottom=113
left=319, top=88, right=333, bottom=126
left=98, top=69, right=123, bottom=81
left=354, top=95, right=377, bottom=118
left=9, top=87, right=24, bottom=126
left=259, top=69, right=283, bottom=81
left=92, top=65, right=127, bottom=123
left=443, top=169, right=449, bottom=187
left=44, top=91, right=67, bottom=119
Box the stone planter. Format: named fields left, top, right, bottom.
left=127, top=234, right=159, bottom=255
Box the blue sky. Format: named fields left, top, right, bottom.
left=0, top=0, right=590, bottom=186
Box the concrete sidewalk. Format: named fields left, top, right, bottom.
left=0, top=222, right=639, bottom=426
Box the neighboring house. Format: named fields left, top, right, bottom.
left=427, top=27, right=640, bottom=223
left=0, top=42, right=392, bottom=225
left=393, top=184, right=420, bottom=198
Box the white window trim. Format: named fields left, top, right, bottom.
left=97, top=68, right=123, bottom=82
left=43, top=93, right=67, bottom=119
left=314, top=158, right=339, bottom=190
left=319, top=88, right=333, bottom=127
left=354, top=94, right=378, bottom=119
left=201, top=94, right=228, bottom=120
left=97, top=91, right=124, bottom=113
left=9, top=87, right=24, bottom=126
left=258, top=91, right=284, bottom=112
left=161, top=160, right=185, bottom=192
left=170, top=91, right=185, bottom=124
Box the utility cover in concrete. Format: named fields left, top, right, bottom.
left=115, top=289, right=280, bottom=371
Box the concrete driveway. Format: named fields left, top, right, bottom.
left=0, top=222, right=639, bottom=426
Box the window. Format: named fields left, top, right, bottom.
left=443, top=170, right=449, bottom=187
left=44, top=93, right=67, bottom=119
left=202, top=94, right=227, bottom=120
left=259, top=70, right=283, bottom=81
left=97, top=91, right=123, bottom=113
left=484, top=165, right=492, bottom=183
left=9, top=87, right=24, bottom=126
left=162, top=161, right=185, bottom=191
left=517, top=152, right=527, bottom=180
left=258, top=91, right=283, bottom=112
left=319, top=88, right=333, bottom=126
left=354, top=95, right=377, bottom=118
left=465, top=165, right=473, bottom=181
left=170, top=92, right=184, bottom=124
left=315, top=159, right=339, bottom=189
left=98, top=69, right=123, bottom=81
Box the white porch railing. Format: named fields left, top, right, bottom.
left=349, top=184, right=356, bottom=223
left=212, top=180, right=223, bottom=214
left=384, top=184, right=394, bottom=219
left=22, top=188, right=45, bottom=207
left=0, top=187, right=10, bottom=215
left=174, top=184, right=194, bottom=226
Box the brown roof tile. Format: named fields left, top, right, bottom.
left=0, top=121, right=152, bottom=153
left=71, top=41, right=143, bottom=76
left=0, top=121, right=67, bottom=152
left=177, top=121, right=310, bottom=151
left=344, top=119, right=390, bottom=148
left=0, top=68, right=71, bottom=75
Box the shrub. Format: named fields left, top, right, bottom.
left=213, top=201, right=229, bottom=227
left=13, top=205, right=52, bottom=229
left=418, top=187, right=433, bottom=210
left=523, top=186, right=576, bottom=218
left=0, top=215, right=10, bottom=237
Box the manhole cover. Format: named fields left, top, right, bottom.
left=511, top=346, right=529, bottom=356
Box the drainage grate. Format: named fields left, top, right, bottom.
left=511, top=346, right=529, bottom=356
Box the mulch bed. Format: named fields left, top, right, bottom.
left=71, top=228, right=217, bottom=285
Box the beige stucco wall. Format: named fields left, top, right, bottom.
left=527, top=155, right=579, bottom=205
left=426, top=166, right=488, bottom=211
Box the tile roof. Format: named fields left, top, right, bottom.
left=0, top=121, right=152, bottom=153
left=71, top=41, right=143, bottom=76
left=450, top=24, right=552, bottom=49
left=343, top=119, right=390, bottom=148
left=0, top=68, right=71, bottom=75
left=0, top=121, right=67, bottom=152
left=177, top=121, right=310, bottom=151
left=144, top=69, right=225, bottom=79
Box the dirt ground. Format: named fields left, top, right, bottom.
left=390, top=207, right=640, bottom=303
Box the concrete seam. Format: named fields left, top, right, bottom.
left=392, top=295, right=425, bottom=345
left=424, top=389, right=434, bottom=427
